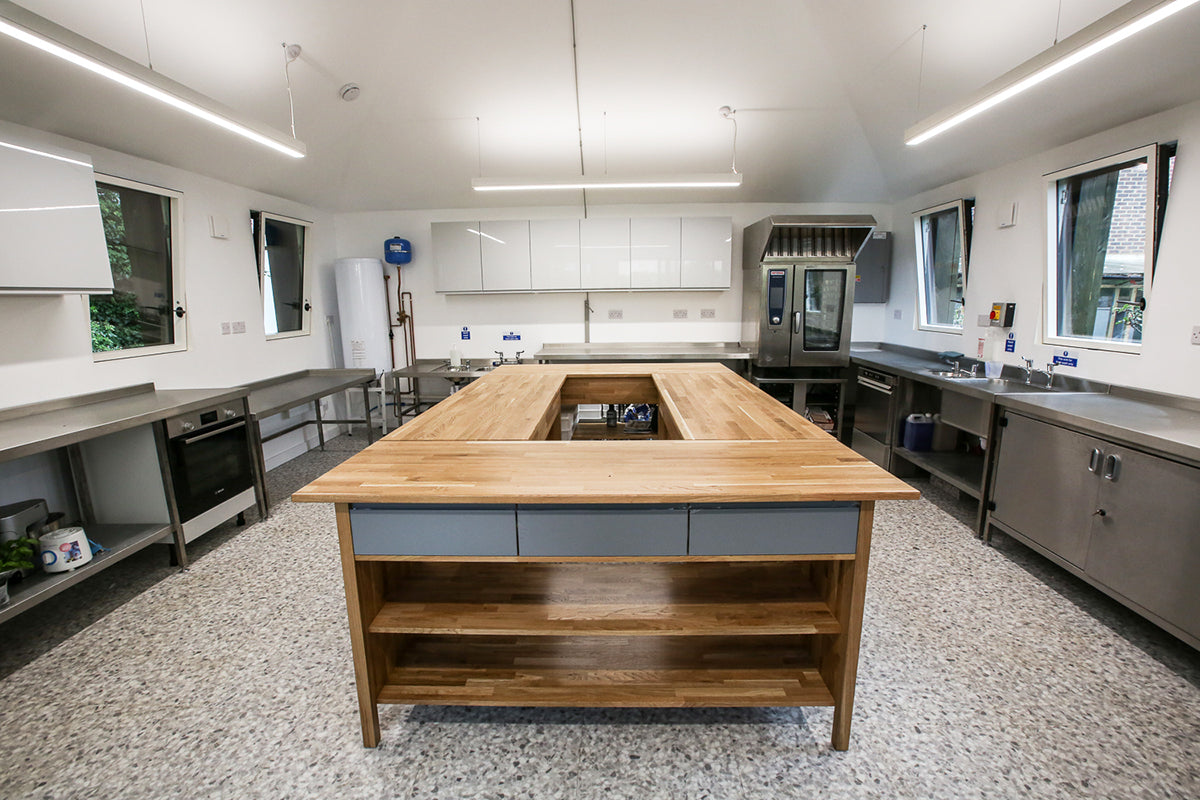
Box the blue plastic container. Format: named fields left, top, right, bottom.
left=902, top=414, right=934, bottom=451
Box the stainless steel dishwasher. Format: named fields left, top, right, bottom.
left=851, top=368, right=896, bottom=468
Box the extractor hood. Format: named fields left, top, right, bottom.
left=742, top=215, right=876, bottom=266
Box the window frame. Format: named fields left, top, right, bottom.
left=913, top=199, right=972, bottom=335
left=1043, top=144, right=1158, bottom=355
left=90, top=173, right=186, bottom=362
left=253, top=210, right=312, bottom=341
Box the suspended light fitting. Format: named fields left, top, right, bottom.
left=905, top=0, right=1200, bottom=146
left=0, top=0, right=306, bottom=158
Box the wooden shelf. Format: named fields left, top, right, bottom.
left=0, top=523, right=171, bottom=624
left=368, top=561, right=839, bottom=637
left=892, top=447, right=984, bottom=498
left=376, top=635, right=835, bottom=708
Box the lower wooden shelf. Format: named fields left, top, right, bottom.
left=375, top=635, right=835, bottom=708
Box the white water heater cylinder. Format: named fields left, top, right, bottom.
left=334, top=257, right=390, bottom=375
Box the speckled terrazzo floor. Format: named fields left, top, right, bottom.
left=1, top=434, right=1197, bottom=799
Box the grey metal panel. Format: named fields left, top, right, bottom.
left=350, top=505, right=517, bottom=556
left=518, top=505, right=687, bottom=556
left=940, top=391, right=991, bottom=438
left=853, top=231, right=891, bottom=303
left=990, top=414, right=1100, bottom=567
left=688, top=503, right=859, bottom=555
left=1084, top=446, right=1200, bottom=642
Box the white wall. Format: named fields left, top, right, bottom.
left=0, top=128, right=341, bottom=468
left=883, top=99, right=1200, bottom=400
left=332, top=202, right=895, bottom=366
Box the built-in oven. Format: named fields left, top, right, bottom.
left=164, top=403, right=258, bottom=543
left=851, top=367, right=896, bottom=468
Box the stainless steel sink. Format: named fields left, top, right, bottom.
left=928, top=369, right=973, bottom=378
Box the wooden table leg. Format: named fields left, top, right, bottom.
left=336, top=504, right=384, bottom=746
left=827, top=501, right=874, bottom=751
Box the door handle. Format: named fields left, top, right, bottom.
left=1088, top=448, right=1102, bottom=473
left=1102, top=453, right=1122, bottom=481
left=793, top=311, right=802, bottom=335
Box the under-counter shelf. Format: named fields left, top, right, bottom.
left=376, top=634, right=836, bottom=708
left=368, top=561, right=839, bottom=637
left=892, top=447, right=984, bottom=499
left=0, top=522, right=171, bottom=624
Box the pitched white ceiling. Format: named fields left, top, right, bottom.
left=3, top=0, right=1198, bottom=212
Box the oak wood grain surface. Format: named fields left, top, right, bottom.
left=294, top=363, right=917, bottom=504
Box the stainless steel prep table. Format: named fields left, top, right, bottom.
left=0, top=383, right=261, bottom=622
left=535, top=342, right=751, bottom=367
left=384, top=359, right=496, bottom=427
left=242, top=369, right=378, bottom=506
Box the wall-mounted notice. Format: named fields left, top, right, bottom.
left=461, top=326, right=471, bottom=340
left=503, top=331, right=521, bottom=341
left=1052, top=350, right=1078, bottom=368
left=1004, top=332, right=1016, bottom=353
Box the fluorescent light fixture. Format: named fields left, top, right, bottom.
left=905, top=0, right=1200, bottom=146
left=472, top=173, right=743, bottom=192
left=0, top=0, right=305, bottom=158
left=0, top=138, right=91, bottom=167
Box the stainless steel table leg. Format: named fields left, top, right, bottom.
left=151, top=423, right=189, bottom=569
left=363, top=384, right=374, bottom=444
left=315, top=399, right=326, bottom=450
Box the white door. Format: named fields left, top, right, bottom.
left=432, top=221, right=482, bottom=292
left=580, top=218, right=630, bottom=290
left=480, top=220, right=531, bottom=291
left=530, top=219, right=581, bottom=290
left=681, top=217, right=732, bottom=288
left=630, top=217, right=681, bottom=289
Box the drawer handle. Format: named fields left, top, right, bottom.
left=1102, top=454, right=1121, bottom=481
left=1088, top=448, right=1102, bottom=473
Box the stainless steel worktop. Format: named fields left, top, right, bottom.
left=388, top=359, right=496, bottom=381
left=851, top=343, right=1200, bottom=465
left=535, top=342, right=751, bottom=362
left=0, top=383, right=250, bottom=462
left=997, top=389, right=1200, bottom=466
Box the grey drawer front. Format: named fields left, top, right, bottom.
left=689, top=503, right=859, bottom=555
left=350, top=505, right=517, bottom=556
left=518, top=505, right=688, bottom=556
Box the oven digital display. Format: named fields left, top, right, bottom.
left=200, top=410, right=218, bottom=426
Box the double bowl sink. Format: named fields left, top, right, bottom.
left=926, top=372, right=1056, bottom=394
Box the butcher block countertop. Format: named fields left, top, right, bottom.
left=292, top=363, right=918, bottom=505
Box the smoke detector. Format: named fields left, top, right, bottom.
left=340, top=83, right=361, bottom=102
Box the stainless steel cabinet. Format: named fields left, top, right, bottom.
left=990, top=412, right=1200, bottom=646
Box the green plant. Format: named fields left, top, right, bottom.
left=0, top=536, right=39, bottom=574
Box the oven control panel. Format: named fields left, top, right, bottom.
left=165, top=404, right=245, bottom=439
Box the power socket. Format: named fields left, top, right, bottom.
left=608, top=309, right=623, bottom=320
left=673, top=309, right=688, bottom=319
left=700, top=308, right=716, bottom=319
left=1192, top=325, right=1200, bottom=345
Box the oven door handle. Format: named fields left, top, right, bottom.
left=178, top=420, right=247, bottom=445
left=856, top=376, right=894, bottom=394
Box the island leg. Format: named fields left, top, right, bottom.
left=336, top=503, right=385, bottom=747
left=826, top=501, right=874, bottom=751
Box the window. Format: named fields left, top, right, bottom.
left=252, top=211, right=311, bottom=338
left=1045, top=144, right=1171, bottom=351
left=913, top=199, right=973, bottom=333
left=90, top=176, right=184, bottom=357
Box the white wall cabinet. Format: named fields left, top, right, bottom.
left=580, top=218, right=631, bottom=290
left=434, top=216, right=730, bottom=293
left=432, top=221, right=483, bottom=292
left=530, top=219, right=581, bottom=290
left=630, top=217, right=681, bottom=289
left=480, top=220, right=531, bottom=291
left=681, top=217, right=733, bottom=288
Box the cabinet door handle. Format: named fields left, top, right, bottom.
left=1088, top=448, right=1103, bottom=473
left=793, top=311, right=802, bottom=335
left=1102, top=453, right=1122, bottom=481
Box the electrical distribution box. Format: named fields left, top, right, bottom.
left=853, top=231, right=891, bottom=304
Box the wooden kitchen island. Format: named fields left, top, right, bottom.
left=293, top=363, right=918, bottom=750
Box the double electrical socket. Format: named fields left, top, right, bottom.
left=1192, top=325, right=1200, bottom=345
left=221, top=321, right=247, bottom=335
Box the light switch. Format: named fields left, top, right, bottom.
left=209, top=214, right=230, bottom=239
